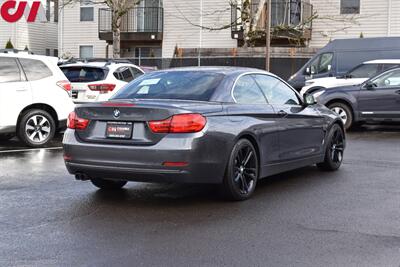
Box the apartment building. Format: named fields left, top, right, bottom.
left=309, top=0, right=400, bottom=47
left=58, top=0, right=400, bottom=59
left=0, top=0, right=58, bottom=56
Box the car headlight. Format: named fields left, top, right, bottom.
left=312, top=90, right=325, bottom=99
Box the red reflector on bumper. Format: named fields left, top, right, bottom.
left=162, top=161, right=188, bottom=167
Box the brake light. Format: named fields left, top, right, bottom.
left=148, top=114, right=206, bottom=133
left=88, top=84, right=116, bottom=94
left=57, top=80, right=71, bottom=92
left=67, top=111, right=89, bottom=130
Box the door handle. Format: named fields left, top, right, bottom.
left=395, top=90, right=400, bottom=95
left=16, top=88, right=28, bottom=92
left=278, top=110, right=288, bottom=117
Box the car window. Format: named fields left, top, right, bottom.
left=61, top=66, right=106, bottom=82
left=19, top=58, right=53, bottom=81
left=0, top=57, right=21, bottom=83
left=114, top=67, right=134, bottom=82
left=254, top=74, right=300, bottom=105
left=382, top=64, right=400, bottom=71
left=232, top=75, right=267, bottom=104
left=318, top=53, right=333, bottom=74
left=347, top=64, right=381, bottom=78
left=113, top=71, right=224, bottom=101
left=371, top=69, right=400, bottom=88
left=306, top=53, right=333, bottom=75
left=130, top=67, right=144, bottom=79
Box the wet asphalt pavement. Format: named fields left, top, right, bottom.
left=1, top=125, right=400, bottom=267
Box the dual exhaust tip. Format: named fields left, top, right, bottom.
left=75, top=173, right=90, bottom=181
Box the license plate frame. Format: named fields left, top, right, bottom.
left=105, top=121, right=133, bottom=139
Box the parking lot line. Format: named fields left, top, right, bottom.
left=0, top=147, right=63, bottom=154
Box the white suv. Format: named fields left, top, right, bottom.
left=0, top=50, right=74, bottom=147
left=300, top=59, right=400, bottom=96
left=60, top=60, right=144, bottom=103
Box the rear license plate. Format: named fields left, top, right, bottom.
left=106, top=122, right=133, bottom=139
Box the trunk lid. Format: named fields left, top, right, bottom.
left=74, top=99, right=222, bottom=145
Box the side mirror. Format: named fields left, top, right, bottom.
left=303, top=94, right=316, bottom=106
left=364, top=81, right=376, bottom=90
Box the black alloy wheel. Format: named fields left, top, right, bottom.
left=223, top=139, right=259, bottom=201
left=317, top=124, right=345, bottom=171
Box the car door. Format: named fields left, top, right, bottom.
left=358, top=68, right=400, bottom=120
left=229, top=74, right=280, bottom=165
left=253, top=74, right=325, bottom=161
left=0, top=57, right=32, bottom=129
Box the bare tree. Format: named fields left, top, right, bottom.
left=62, top=0, right=141, bottom=58
left=175, top=0, right=361, bottom=47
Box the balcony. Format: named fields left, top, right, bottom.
left=98, top=7, right=163, bottom=43
left=231, top=0, right=313, bottom=47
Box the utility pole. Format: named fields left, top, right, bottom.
left=265, top=0, right=271, bottom=71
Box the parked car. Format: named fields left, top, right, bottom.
left=60, top=60, right=144, bottom=103
left=0, top=50, right=74, bottom=147
left=313, top=67, right=400, bottom=130
left=288, top=37, right=400, bottom=90
left=300, top=59, right=400, bottom=96
left=63, top=67, right=345, bottom=201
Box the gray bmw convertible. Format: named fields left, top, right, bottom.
left=63, top=67, right=345, bottom=200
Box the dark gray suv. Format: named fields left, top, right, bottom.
left=315, top=67, right=400, bottom=129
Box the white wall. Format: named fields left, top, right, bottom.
left=58, top=3, right=111, bottom=58
left=162, top=0, right=237, bottom=57
left=0, top=3, right=58, bottom=56
left=309, top=0, right=396, bottom=48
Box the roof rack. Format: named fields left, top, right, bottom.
left=0, top=49, right=34, bottom=55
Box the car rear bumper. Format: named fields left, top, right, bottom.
left=62, top=129, right=229, bottom=184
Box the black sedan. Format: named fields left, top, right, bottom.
left=314, top=67, right=400, bottom=129
left=63, top=67, right=345, bottom=200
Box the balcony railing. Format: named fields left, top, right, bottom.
left=231, top=0, right=313, bottom=45
left=99, top=7, right=163, bottom=41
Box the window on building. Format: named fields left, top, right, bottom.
left=54, top=49, right=59, bottom=57
left=80, top=0, right=94, bottom=21
left=341, top=0, right=360, bottom=14
left=46, top=49, right=51, bottom=56
left=79, top=46, right=94, bottom=58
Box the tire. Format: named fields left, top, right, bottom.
left=222, top=139, right=259, bottom=201
left=17, top=109, right=56, bottom=148
left=0, top=134, right=14, bottom=141
left=90, top=178, right=127, bottom=190
left=317, top=124, right=345, bottom=171
left=327, top=102, right=353, bottom=130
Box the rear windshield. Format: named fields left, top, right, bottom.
left=61, top=66, right=106, bottom=82
left=112, top=71, right=225, bottom=101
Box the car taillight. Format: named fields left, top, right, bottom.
left=67, top=111, right=89, bottom=130
left=57, top=80, right=71, bottom=92
left=148, top=114, right=206, bottom=133
left=88, top=84, right=116, bottom=94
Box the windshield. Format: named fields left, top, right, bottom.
left=347, top=64, right=380, bottom=78
left=112, top=71, right=225, bottom=101
left=61, top=66, right=106, bottom=83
